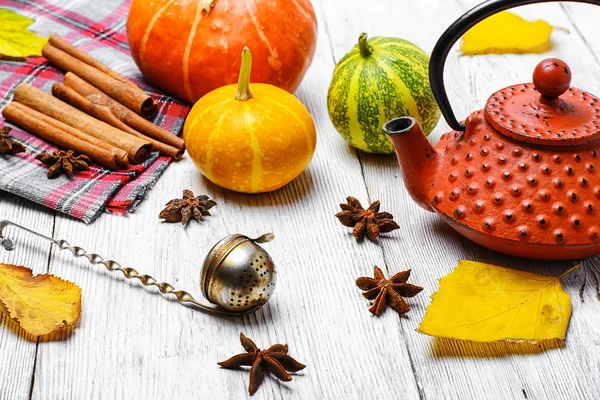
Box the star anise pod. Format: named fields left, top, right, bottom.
left=159, top=189, right=217, bottom=225
left=0, top=126, right=26, bottom=155
left=218, top=333, right=306, bottom=395
left=356, top=266, right=423, bottom=316
left=335, top=196, right=399, bottom=241
left=35, top=150, right=91, bottom=179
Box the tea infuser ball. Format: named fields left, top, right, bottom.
left=0, top=220, right=276, bottom=316
left=201, top=233, right=277, bottom=312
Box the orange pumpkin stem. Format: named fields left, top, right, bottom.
left=234, top=47, right=254, bottom=102
left=358, top=33, right=373, bottom=57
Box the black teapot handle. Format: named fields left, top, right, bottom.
left=430, top=0, right=600, bottom=132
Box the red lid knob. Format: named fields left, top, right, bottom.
left=533, top=58, right=572, bottom=99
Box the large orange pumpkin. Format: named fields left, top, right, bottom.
left=126, top=0, right=318, bottom=103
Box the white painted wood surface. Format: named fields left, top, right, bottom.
left=1, top=0, right=600, bottom=399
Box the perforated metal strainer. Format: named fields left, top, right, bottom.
left=0, top=220, right=276, bottom=316
left=201, top=233, right=276, bottom=312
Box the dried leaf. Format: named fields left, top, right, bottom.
left=418, top=260, right=572, bottom=343
left=0, top=263, right=81, bottom=336
left=460, top=11, right=553, bottom=55
left=0, top=9, right=47, bottom=59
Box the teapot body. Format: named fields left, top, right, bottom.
left=427, top=110, right=600, bottom=259
left=385, top=0, right=600, bottom=260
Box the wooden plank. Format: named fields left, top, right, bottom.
left=0, top=192, right=55, bottom=400
left=321, top=0, right=600, bottom=398
left=29, top=1, right=422, bottom=398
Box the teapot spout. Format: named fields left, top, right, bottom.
left=384, top=117, right=438, bottom=212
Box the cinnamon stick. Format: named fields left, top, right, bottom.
left=3, top=103, right=122, bottom=170
left=9, top=101, right=129, bottom=167
left=53, top=83, right=183, bottom=160
left=42, top=42, right=157, bottom=118
left=64, top=72, right=185, bottom=150
left=13, top=83, right=152, bottom=164
left=54, top=80, right=184, bottom=160
left=48, top=34, right=131, bottom=84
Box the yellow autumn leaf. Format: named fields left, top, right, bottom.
left=0, top=263, right=81, bottom=337
left=418, top=260, right=572, bottom=343
left=0, top=8, right=47, bottom=59
left=460, top=11, right=553, bottom=55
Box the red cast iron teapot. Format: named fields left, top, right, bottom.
left=384, top=0, right=600, bottom=260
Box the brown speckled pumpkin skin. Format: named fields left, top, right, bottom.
left=430, top=110, right=600, bottom=259
left=126, top=0, right=318, bottom=103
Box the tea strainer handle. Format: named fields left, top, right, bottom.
left=0, top=220, right=263, bottom=316
left=429, top=0, right=600, bottom=132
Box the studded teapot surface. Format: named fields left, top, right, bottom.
left=436, top=108, right=599, bottom=245
left=383, top=0, right=600, bottom=260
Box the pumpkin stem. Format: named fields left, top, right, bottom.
left=358, top=33, right=373, bottom=57
left=199, top=0, right=216, bottom=15
left=234, top=47, right=254, bottom=101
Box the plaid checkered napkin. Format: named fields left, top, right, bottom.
left=0, top=0, right=190, bottom=223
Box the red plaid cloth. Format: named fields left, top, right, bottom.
left=0, top=0, right=190, bottom=223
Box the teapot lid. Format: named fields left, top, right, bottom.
left=485, top=58, right=600, bottom=147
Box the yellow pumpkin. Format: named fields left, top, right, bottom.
left=184, top=47, right=316, bottom=193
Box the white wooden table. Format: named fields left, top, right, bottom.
left=1, top=0, right=600, bottom=398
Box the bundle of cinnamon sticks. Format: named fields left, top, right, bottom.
left=2, top=34, right=185, bottom=171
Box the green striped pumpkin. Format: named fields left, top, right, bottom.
left=327, top=33, right=440, bottom=154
